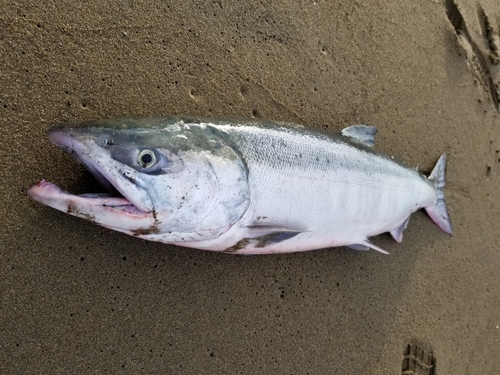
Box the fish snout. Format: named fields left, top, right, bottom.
left=47, top=126, right=71, bottom=147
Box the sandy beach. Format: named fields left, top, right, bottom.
left=1, top=1, right=499, bottom=373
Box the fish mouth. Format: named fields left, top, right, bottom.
left=27, top=180, right=148, bottom=216
left=27, top=126, right=156, bottom=231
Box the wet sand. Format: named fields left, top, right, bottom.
left=1, top=1, right=500, bottom=373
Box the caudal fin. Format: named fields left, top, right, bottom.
left=425, top=154, right=452, bottom=234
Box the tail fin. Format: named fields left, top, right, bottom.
left=425, top=154, right=453, bottom=234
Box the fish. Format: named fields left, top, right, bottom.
left=27, top=116, right=452, bottom=255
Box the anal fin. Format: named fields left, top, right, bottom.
left=390, top=216, right=410, bottom=243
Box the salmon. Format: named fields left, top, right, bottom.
left=28, top=117, right=452, bottom=254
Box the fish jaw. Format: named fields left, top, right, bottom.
left=47, top=126, right=156, bottom=212
left=27, top=180, right=159, bottom=235
left=29, top=125, right=161, bottom=235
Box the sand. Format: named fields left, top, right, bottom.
left=1, top=1, right=499, bottom=373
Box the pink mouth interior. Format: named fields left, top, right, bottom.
left=27, top=179, right=148, bottom=216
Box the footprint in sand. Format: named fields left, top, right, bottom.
left=401, top=340, right=436, bottom=375
left=446, top=0, right=500, bottom=110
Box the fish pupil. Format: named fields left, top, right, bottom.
left=137, top=149, right=156, bottom=168
left=141, top=153, right=152, bottom=165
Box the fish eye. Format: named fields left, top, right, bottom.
left=137, top=149, right=157, bottom=169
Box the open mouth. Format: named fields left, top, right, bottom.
left=28, top=179, right=148, bottom=216
left=64, top=151, right=148, bottom=216
left=27, top=126, right=156, bottom=230
left=27, top=176, right=158, bottom=235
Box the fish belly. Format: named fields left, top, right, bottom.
left=232, top=164, right=434, bottom=254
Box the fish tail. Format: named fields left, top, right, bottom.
left=425, top=154, right=452, bottom=234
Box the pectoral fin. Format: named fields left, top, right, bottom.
left=242, top=225, right=303, bottom=247
left=243, top=225, right=303, bottom=237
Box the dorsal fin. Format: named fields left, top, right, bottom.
left=341, top=125, right=378, bottom=147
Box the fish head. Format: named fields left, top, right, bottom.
left=28, top=118, right=250, bottom=244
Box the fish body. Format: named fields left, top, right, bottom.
left=28, top=117, right=452, bottom=254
